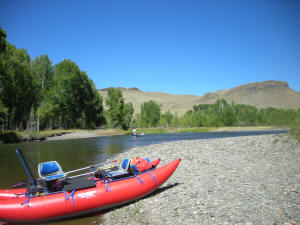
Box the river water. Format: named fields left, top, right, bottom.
left=0, top=130, right=287, bottom=225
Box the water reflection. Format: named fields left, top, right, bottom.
left=103, top=144, right=122, bottom=155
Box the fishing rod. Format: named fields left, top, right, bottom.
left=15, top=148, right=37, bottom=190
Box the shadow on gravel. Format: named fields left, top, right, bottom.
left=147, top=182, right=181, bottom=198
left=101, top=182, right=182, bottom=214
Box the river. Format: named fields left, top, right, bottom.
left=0, top=130, right=287, bottom=225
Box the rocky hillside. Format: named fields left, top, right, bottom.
left=98, top=80, right=300, bottom=115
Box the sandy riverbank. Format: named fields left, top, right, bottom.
left=94, top=133, right=299, bottom=225
left=45, top=129, right=125, bottom=141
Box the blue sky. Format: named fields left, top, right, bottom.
left=1, top=0, right=300, bottom=95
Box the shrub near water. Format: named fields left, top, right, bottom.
left=289, top=117, right=300, bottom=141
left=0, top=131, right=22, bottom=143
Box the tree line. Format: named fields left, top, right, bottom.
left=107, top=94, right=299, bottom=129
left=174, top=99, right=300, bottom=128
left=0, top=27, right=105, bottom=130
left=1, top=27, right=299, bottom=132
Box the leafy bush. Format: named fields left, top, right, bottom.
left=289, top=117, right=300, bottom=141
left=0, top=131, right=22, bottom=143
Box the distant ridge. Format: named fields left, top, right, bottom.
left=99, top=87, right=141, bottom=92
left=98, top=80, right=300, bottom=115
left=197, top=80, right=300, bottom=109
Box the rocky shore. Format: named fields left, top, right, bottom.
left=96, top=134, right=300, bottom=225
left=45, top=130, right=100, bottom=141
left=45, top=129, right=125, bottom=141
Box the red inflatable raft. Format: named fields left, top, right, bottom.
left=0, top=155, right=180, bottom=223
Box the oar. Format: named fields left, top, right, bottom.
left=65, top=160, right=118, bottom=178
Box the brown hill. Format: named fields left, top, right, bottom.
left=98, top=80, right=300, bottom=115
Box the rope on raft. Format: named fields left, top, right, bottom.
left=63, top=189, right=76, bottom=207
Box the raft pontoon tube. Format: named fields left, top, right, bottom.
left=0, top=148, right=180, bottom=223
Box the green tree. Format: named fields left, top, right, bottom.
left=0, top=43, right=40, bottom=130
left=76, top=71, right=104, bottom=129
left=105, top=88, right=124, bottom=128
left=0, top=27, right=6, bottom=53
left=159, top=110, right=174, bottom=127
left=222, top=104, right=236, bottom=126
left=289, top=109, right=300, bottom=140
left=42, top=59, right=104, bottom=129
left=122, top=102, right=134, bottom=130
left=140, top=100, right=160, bottom=127
left=51, top=60, right=82, bottom=128
left=189, top=99, right=296, bottom=128
left=31, top=55, right=53, bottom=130
left=104, top=88, right=134, bottom=129
left=132, top=113, right=142, bottom=128
left=0, top=27, right=7, bottom=129
left=0, top=99, right=7, bottom=130
left=233, top=104, right=257, bottom=126
left=31, top=55, right=53, bottom=91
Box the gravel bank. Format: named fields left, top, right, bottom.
left=45, top=131, right=99, bottom=141
left=97, top=134, right=300, bottom=225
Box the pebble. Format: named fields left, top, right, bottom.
left=98, top=134, right=300, bottom=225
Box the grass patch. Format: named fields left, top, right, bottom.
left=173, top=127, right=211, bottom=133
left=138, top=128, right=167, bottom=134
left=128, top=126, right=283, bottom=135
left=0, top=129, right=74, bottom=143
left=129, top=127, right=211, bottom=134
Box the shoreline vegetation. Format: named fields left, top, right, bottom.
left=0, top=126, right=290, bottom=144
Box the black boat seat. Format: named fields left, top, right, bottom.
left=107, top=158, right=131, bottom=180
left=109, top=170, right=131, bottom=179
left=38, top=161, right=66, bottom=181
